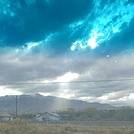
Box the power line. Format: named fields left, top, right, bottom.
left=0, top=78, right=134, bottom=85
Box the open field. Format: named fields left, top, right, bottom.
left=34, top=120, right=134, bottom=126
left=0, top=119, right=134, bottom=134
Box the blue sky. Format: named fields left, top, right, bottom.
left=0, top=0, right=134, bottom=106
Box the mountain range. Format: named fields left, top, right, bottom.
left=0, top=94, right=116, bottom=114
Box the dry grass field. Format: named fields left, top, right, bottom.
left=0, top=119, right=134, bottom=134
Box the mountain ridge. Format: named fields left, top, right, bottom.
left=0, top=94, right=116, bottom=114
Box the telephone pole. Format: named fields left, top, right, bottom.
left=15, top=95, right=18, bottom=118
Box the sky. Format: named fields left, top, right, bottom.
left=0, top=0, right=134, bottom=107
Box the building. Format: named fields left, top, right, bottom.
left=36, top=112, right=60, bottom=121
left=0, top=112, right=13, bottom=122
left=60, top=114, right=69, bottom=121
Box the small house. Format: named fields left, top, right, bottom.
left=0, top=112, right=13, bottom=122
left=36, top=112, right=60, bottom=121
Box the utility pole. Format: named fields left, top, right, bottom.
left=15, top=95, right=18, bottom=118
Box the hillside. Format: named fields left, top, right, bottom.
left=0, top=94, right=115, bottom=114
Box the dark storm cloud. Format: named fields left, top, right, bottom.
left=72, top=80, right=134, bottom=98
left=0, top=50, right=83, bottom=87
left=0, top=0, right=92, bottom=48
left=8, top=83, right=60, bottom=95
left=0, top=54, right=69, bottom=83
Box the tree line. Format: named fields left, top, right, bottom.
left=57, top=106, right=134, bottom=121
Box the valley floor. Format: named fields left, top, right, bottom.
left=0, top=119, right=134, bottom=134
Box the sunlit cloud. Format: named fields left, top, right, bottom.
left=54, top=72, right=79, bottom=83
left=27, top=42, right=40, bottom=50
left=0, top=86, right=23, bottom=96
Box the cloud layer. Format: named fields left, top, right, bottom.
left=1, top=50, right=134, bottom=106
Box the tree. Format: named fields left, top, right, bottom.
left=114, top=106, right=134, bottom=121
